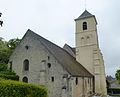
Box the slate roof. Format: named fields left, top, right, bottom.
left=72, top=48, right=76, bottom=54
left=75, top=10, right=94, bottom=21
left=24, top=29, right=93, bottom=77
left=63, top=44, right=76, bottom=58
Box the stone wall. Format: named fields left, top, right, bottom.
left=9, top=32, right=94, bottom=97
left=72, top=77, right=93, bottom=97
left=9, top=34, right=71, bottom=97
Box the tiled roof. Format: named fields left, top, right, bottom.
left=75, top=10, right=94, bottom=20
left=24, top=29, right=93, bottom=77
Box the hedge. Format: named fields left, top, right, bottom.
left=0, top=71, right=19, bottom=80
left=0, top=79, right=47, bottom=97
left=0, top=74, right=19, bottom=80
left=107, top=88, right=120, bottom=95
left=0, top=70, right=16, bottom=75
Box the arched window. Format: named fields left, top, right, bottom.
left=83, top=22, right=87, bottom=30
left=86, top=36, right=90, bottom=44
left=23, top=59, right=29, bottom=71
left=81, top=37, right=85, bottom=45
left=22, top=76, right=28, bottom=83
left=81, top=37, right=84, bottom=40
left=87, top=36, right=90, bottom=39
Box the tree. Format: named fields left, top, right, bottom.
left=0, top=37, right=20, bottom=80
left=0, top=38, right=21, bottom=66
left=0, top=37, right=10, bottom=66
left=0, top=12, right=3, bottom=27
left=7, top=38, right=21, bottom=50
left=115, top=69, right=120, bottom=84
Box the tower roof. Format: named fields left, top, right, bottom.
left=75, top=10, right=94, bottom=20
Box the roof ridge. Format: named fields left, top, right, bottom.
left=27, top=29, right=69, bottom=53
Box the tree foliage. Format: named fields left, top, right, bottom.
left=0, top=37, right=12, bottom=64
left=115, top=69, right=120, bottom=84
left=0, top=37, right=21, bottom=80
left=8, top=38, right=21, bottom=50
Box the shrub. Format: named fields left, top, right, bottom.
left=0, top=70, right=16, bottom=75
left=0, top=62, right=8, bottom=71
left=108, top=88, right=120, bottom=95
left=0, top=73, right=19, bottom=80
left=109, top=81, right=112, bottom=84
left=0, top=71, right=19, bottom=81
left=0, top=79, right=47, bottom=97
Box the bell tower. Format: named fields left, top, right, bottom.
left=75, top=10, right=107, bottom=95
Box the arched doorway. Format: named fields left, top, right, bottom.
left=22, top=76, right=28, bottom=83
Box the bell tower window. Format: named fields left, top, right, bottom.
left=83, top=22, right=87, bottom=30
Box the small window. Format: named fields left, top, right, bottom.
left=22, top=76, right=28, bottom=83
left=81, top=37, right=84, bottom=40
left=62, top=86, right=66, bottom=89
left=75, top=77, right=78, bottom=85
left=47, top=63, right=51, bottom=68
left=88, top=79, right=89, bottom=84
left=51, top=77, right=54, bottom=82
left=24, top=59, right=29, bottom=71
left=83, top=22, right=87, bottom=30
left=48, top=56, right=50, bottom=60
left=87, top=36, right=90, bottom=39
left=25, top=45, right=29, bottom=50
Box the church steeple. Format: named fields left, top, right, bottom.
left=75, top=10, right=94, bottom=20
left=75, top=10, right=98, bottom=48
left=75, top=10, right=97, bottom=25
left=75, top=10, right=107, bottom=95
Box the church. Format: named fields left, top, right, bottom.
left=8, top=10, right=107, bottom=97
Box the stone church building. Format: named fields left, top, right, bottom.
left=9, top=10, right=107, bottom=97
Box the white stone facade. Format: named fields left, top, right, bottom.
left=75, top=10, right=107, bottom=95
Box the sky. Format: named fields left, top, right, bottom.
left=0, top=0, right=120, bottom=77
